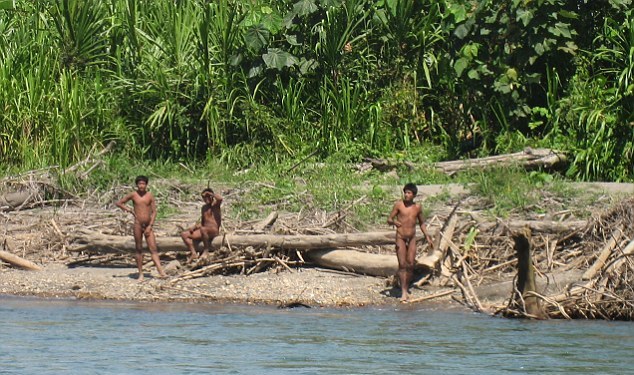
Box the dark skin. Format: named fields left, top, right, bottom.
left=387, top=189, right=434, bottom=302
left=181, top=191, right=223, bottom=262
left=116, top=180, right=166, bottom=281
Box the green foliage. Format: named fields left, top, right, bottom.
left=441, top=0, right=580, bottom=152
left=553, top=9, right=634, bottom=181
left=1, top=0, right=633, bottom=182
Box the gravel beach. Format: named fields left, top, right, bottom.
left=0, top=262, right=460, bottom=308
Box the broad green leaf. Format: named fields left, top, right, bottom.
left=245, top=25, right=270, bottom=51
left=506, top=68, right=518, bottom=80
left=528, top=120, right=544, bottom=130
left=262, top=48, right=298, bottom=69
left=449, top=4, right=467, bottom=23
left=467, top=69, right=480, bottom=80
left=283, top=11, right=296, bottom=29
left=558, top=10, right=578, bottom=19
left=261, top=12, right=284, bottom=34
left=558, top=40, right=578, bottom=54
left=285, top=34, right=301, bottom=46
left=463, top=43, right=479, bottom=58
left=293, top=0, right=318, bottom=17
left=494, top=76, right=512, bottom=93
left=534, top=42, right=544, bottom=55
left=516, top=9, right=533, bottom=27
left=454, top=57, right=469, bottom=77
left=554, top=22, right=571, bottom=38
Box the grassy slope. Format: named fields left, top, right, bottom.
left=49, top=156, right=623, bottom=230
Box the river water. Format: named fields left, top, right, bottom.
left=1, top=296, right=632, bottom=374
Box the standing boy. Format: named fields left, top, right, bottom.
left=180, top=188, right=223, bottom=262
left=116, top=175, right=166, bottom=281
left=387, top=183, right=434, bottom=302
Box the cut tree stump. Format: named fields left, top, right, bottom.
left=512, top=227, right=546, bottom=319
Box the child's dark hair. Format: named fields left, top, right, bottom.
left=201, top=187, right=214, bottom=195
left=135, top=175, right=149, bottom=184
left=403, top=183, right=417, bottom=195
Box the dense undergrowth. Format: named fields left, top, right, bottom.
left=1, top=0, right=632, bottom=181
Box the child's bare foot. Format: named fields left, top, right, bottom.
left=137, top=273, right=145, bottom=282
left=400, top=291, right=409, bottom=303
left=200, top=251, right=210, bottom=259
left=186, top=253, right=198, bottom=263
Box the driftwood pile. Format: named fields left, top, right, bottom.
left=538, top=199, right=634, bottom=320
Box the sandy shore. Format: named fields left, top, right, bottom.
left=0, top=262, right=463, bottom=308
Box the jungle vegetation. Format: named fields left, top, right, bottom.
left=0, top=0, right=632, bottom=181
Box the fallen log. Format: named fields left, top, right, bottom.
left=0, top=250, right=42, bottom=271
left=364, top=148, right=567, bottom=175
left=68, top=230, right=407, bottom=253
left=0, top=190, right=37, bottom=212
left=69, top=217, right=585, bottom=254
left=304, top=249, right=439, bottom=277
left=435, top=148, right=567, bottom=175
left=296, top=249, right=395, bottom=277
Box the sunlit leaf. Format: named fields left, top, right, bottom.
left=516, top=9, right=533, bottom=27
left=262, top=48, right=298, bottom=70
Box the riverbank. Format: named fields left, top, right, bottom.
left=0, top=262, right=463, bottom=308
left=2, top=180, right=633, bottom=314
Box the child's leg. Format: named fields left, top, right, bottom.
left=133, top=223, right=145, bottom=280
left=145, top=229, right=166, bottom=277
left=200, top=228, right=213, bottom=258
left=404, top=238, right=417, bottom=291
left=181, top=228, right=202, bottom=261
left=395, top=237, right=409, bottom=301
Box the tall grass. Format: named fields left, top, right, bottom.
left=0, top=0, right=632, bottom=183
